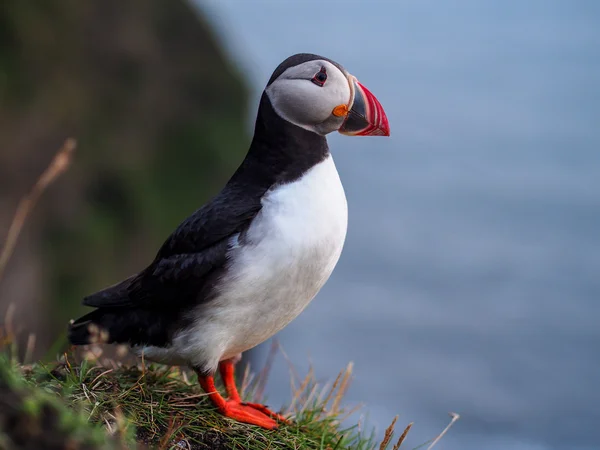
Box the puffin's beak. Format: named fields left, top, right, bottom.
left=339, top=76, right=390, bottom=137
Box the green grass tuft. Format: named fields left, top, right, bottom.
left=0, top=348, right=394, bottom=450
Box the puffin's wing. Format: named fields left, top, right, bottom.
left=82, top=184, right=263, bottom=308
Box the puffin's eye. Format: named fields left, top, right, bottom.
left=311, top=68, right=327, bottom=87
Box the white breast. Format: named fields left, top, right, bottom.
left=158, top=154, right=348, bottom=372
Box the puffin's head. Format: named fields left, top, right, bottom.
left=265, top=53, right=390, bottom=137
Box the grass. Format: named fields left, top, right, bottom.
left=0, top=351, right=124, bottom=449
left=0, top=343, right=412, bottom=450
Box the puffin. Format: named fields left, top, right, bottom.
left=68, top=53, right=390, bottom=429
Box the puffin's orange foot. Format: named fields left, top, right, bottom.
left=220, top=401, right=278, bottom=429
left=242, top=402, right=291, bottom=424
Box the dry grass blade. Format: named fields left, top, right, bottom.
left=298, top=382, right=320, bottom=416
left=287, top=366, right=314, bottom=413
left=23, top=333, right=36, bottom=364
left=330, top=361, right=353, bottom=414
left=337, top=401, right=365, bottom=423
left=379, top=415, right=398, bottom=450
left=320, top=369, right=342, bottom=412
left=3, top=303, right=15, bottom=340
left=427, top=412, right=460, bottom=450
left=254, top=337, right=279, bottom=400
left=0, top=137, right=77, bottom=282
left=157, top=413, right=182, bottom=450
left=240, top=362, right=253, bottom=398
left=278, top=341, right=302, bottom=396
left=392, top=422, right=413, bottom=450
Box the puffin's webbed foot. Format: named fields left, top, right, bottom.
left=219, top=359, right=290, bottom=424
left=220, top=400, right=278, bottom=429
left=241, top=402, right=290, bottom=424
left=195, top=359, right=289, bottom=430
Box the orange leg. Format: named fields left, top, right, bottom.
left=197, top=372, right=277, bottom=430
left=218, top=358, right=241, bottom=402
left=218, top=359, right=290, bottom=424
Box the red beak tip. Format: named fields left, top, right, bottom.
left=381, top=119, right=391, bottom=137
left=340, top=78, right=391, bottom=137
left=359, top=81, right=390, bottom=137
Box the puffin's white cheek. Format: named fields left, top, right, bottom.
left=268, top=80, right=335, bottom=126
left=292, top=97, right=331, bottom=124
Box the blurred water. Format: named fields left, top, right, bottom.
left=199, top=1, right=600, bottom=449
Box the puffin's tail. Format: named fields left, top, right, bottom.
left=68, top=308, right=169, bottom=347
left=67, top=309, right=113, bottom=345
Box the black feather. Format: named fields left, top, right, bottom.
left=68, top=308, right=174, bottom=346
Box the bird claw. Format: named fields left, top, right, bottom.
left=241, top=402, right=291, bottom=424
left=221, top=400, right=279, bottom=429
